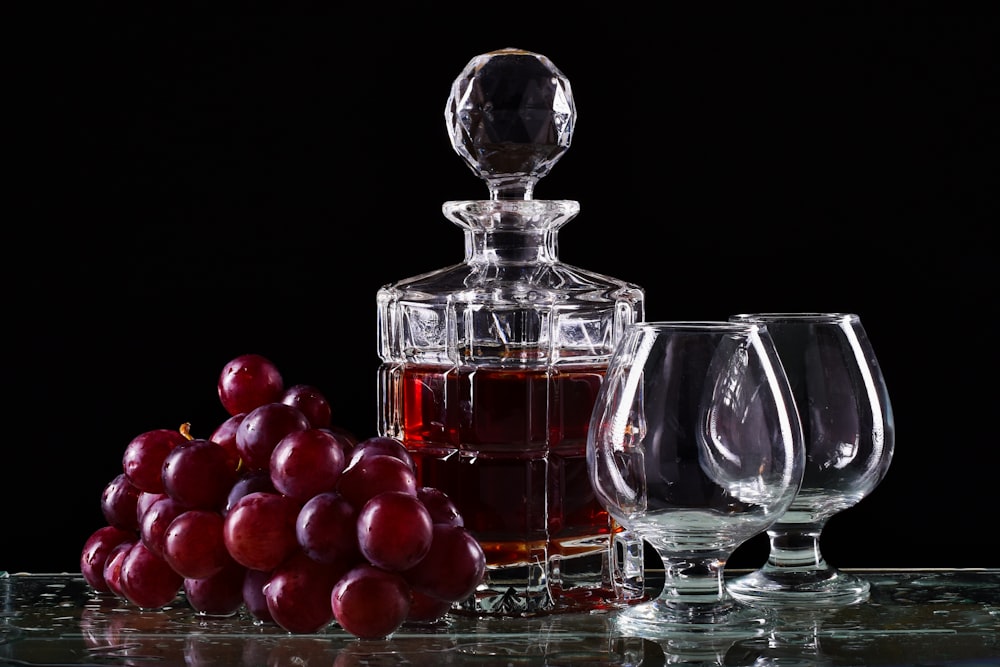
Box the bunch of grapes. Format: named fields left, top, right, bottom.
left=80, top=353, right=486, bottom=640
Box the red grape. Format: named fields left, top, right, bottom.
left=217, top=353, right=284, bottom=417
left=242, top=567, right=273, bottom=623
left=224, top=470, right=276, bottom=516
left=295, top=492, right=360, bottom=565
left=337, top=454, right=417, bottom=509
left=80, top=525, right=135, bottom=592
left=162, top=509, right=231, bottom=580
left=406, top=589, right=453, bottom=624
left=357, top=491, right=433, bottom=572
left=236, top=402, right=310, bottom=472
left=122, top=428, right=188, bottom=493
left=102, top=538, right=136, bottom=599
left=346, top=435, right=414, bottom=470
left=136, top=491, right=167, bottom=524
left=404, top=523, right=486, bottom=603
left=417, top=486, right=464, bottom=527
left=280, top=384, right=332, bottom=429
left=119, top=541, right=183, bottom=610
left=101, top=473, right=141, bottom=531
left=223, top=491, right=300, bottom=571
left=184, top=558, right=247, bottom=617
left=331, top=564, right=411, bottom=640
left=82, top=352, right=488, bottom=640
left=208, top=413, right=245, bottom=469
left=161, top=439, right=239, bottom=510
left=140, top=495, right=187, bottom=559
left=264, top=550, right=341, bottom=634
left=270, top=428, right=348, bottom=501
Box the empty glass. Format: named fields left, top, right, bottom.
left=726, top=313, right=895, bottom=607
left=587, top=321, right=805, bottom=640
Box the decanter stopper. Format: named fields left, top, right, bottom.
left=445, top=48, right=576, bottom=201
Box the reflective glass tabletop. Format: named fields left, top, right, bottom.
left=2, top=569, right=999, bottom=666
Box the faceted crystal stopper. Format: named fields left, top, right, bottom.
left=445, top=48, right=576, bottom=201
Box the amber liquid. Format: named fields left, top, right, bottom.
left=383, top=362, right=616, bottom=609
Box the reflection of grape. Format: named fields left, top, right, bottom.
left=79, top=352, right=487, bottom=639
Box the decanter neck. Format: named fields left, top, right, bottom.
left=443, top=199, right=579, bottom=265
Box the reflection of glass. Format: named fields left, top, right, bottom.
left=587, top=322, right=804, bottom=642
left=727, top=313, right=895, bottom=608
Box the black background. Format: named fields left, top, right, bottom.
left=7, top=7, right=996, bottom=574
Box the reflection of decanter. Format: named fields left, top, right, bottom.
left=376, top=48, right=645, bottom=614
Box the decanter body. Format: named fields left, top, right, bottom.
left=376, top=49, right=645, bottom=614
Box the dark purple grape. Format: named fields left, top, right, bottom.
left=224, top=471, right=276, bottom=516
left=101, top=473, right=141, bottom=532
left=417, top=487, right=464, bottom=527
left=218, top=353, right=284, bottom=417
left=235, top=402, right=310, bottom=472
left=404, top=524, right=486, bottom=603
left=337, top=454, right=418, bottom=509
left=102, top=538, right=136, bottom=599
left=264, top=550, right=341, bottom=633
left=347, top=436, right=414, bottom=470
left=209, top=413, right=245, bottom=470
left=119, top=541, right=183, bottom=609
left=357, top=491, right=433, bottom=572
left=122, top=429, right=188, bottom=494
left=80, top=525, right=136, bottom=592
left=280, top=384, right=333, bottom=429
left=270, top=428, right=348, bottom=501
left=184, top=558, right=247, bottom=616
left=162, top=509, right=231, bottom=580
left=406, top=589, right=453, bottom=624
left=161, top=439, right=239, bottom=510
left=331, top=564, right=411, bottom=640
left=296, top=492, right=361, bottom=565
left=136, top=491, right=167, bottom=525
left=223, top=491, right=300, bottom=571
left=140, top=495, right=187, bottom=559
left=242, top=567, right=273, bottom=623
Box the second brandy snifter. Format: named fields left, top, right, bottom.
left=587, top=321, right=805, bottom=640
left=726, top=312, right=895, bottom=608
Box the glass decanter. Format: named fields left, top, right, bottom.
left=376, top=48, right=646, bottom=615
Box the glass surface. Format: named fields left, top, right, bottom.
left=376, top=48, right=645, bottom=614
left=4, top=570, right=998, bottom=666
left=726, top=313, right=896, bottom=608
left=587, top=321, right=806, bottom=641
